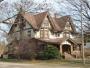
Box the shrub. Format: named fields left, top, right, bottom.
left=37, top=45, right=60, bottom=60
left=19, top=52, right=37, bottom=60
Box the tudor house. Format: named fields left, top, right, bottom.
left=7, top=11, right=82, bottom=57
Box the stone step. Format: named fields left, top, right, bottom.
left=64, top=52, right=75, bottom=60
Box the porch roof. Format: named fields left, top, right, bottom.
left=37, top=38, right=81, bottom=46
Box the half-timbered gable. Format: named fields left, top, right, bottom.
left=34, top=12, right=61, bottom=39
left=54, top=16, right=76, bottom=39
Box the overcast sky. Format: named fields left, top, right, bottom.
left=4, top=0, right=18, bottom=3
left=3, top=0, right=69, bottom=15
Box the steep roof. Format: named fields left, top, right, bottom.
left=22, top=11, right=47, bottom=30
left=9, top=11, right=76, bottom=34
left=23, top=13, right=76, bottom=32
left=34, top=12, right=47, bottom=29
left=8, top=11, right=47, bottom=34
left=47, top=15, right=62, bottom=32
left=54, top=16, right=76, bottom=32
left=22, top=11, right=60, bottom=31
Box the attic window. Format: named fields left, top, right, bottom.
left=64, top=22, right=71, bottom=31
left=44, top=22, right=48, bottom=26
left=42, top=22, right=49, bottom=28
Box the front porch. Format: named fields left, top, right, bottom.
left=59, top=39, right=81, bottom=59
left=33, top=38, right=82, bottom=59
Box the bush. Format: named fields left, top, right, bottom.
left=37, top=45, right=60, bottom=60
left=19, top=52, right=37, bottom=60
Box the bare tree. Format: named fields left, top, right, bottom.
left=0, top=0, right=3, bottom=2
left=65, top=0, right=90, bottom=31
left=0, top=0, right=34, bottom=28
left=0, top=0, right=35, bottom=44
left=0, top=0, right=35, bottom=33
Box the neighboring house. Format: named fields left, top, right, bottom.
left=7, top=11, right=82, bottom=57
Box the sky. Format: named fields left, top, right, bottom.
left=4, top=0, right=18, bottom=3
left=3, top=0, right=69, bottom=15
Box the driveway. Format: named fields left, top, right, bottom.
left=0, top=62, right=86, bottom=68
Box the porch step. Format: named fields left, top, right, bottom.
left=64, top=52, right=75, bottom=60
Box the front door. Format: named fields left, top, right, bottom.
left=62, top=44, right=71, bottom=54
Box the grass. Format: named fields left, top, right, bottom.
left=0, top=58, right=22, bottom=63
left=0, top=58, right=90, bottom=67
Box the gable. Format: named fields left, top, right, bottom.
left=22, top=11, right=47, bottom=30
left=13, top=19, right=33, bottom=33
left=64, top=22, right=73, bottom=31
left=40, top=16, right=51, bottom=29
left=22, top=11, right=60, bottom=31
left=54, top=15, right=76, bottom=32
left=34, top=12, right=48, bottom=29
left=61, top=40, right=71, bottom=45
left=9, top=14, right=33, bottom=34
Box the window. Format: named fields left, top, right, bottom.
left=64, top=22, right=71, bottom=31
left=40, top=29, right=44, bottom=38
left=42, top=22, right=49, bottom=28
left=56, top=33, right=60, bottom=37
left=44, top=30, right=49, bottom=38
left=28, top=30, right=31, bottom=37
left=40, top=29, right=49, bottom=39
left=63, top=32, right=70, bottom=38
left=44, top=22, right=49, bottom=27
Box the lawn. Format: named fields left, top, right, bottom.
left=0, top=59, right=90, bottom=68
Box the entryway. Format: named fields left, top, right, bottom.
left=62, top=44, right=71, bottom=54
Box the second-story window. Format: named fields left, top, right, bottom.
left=44, top=30, right=49, bottom=38
left=63, top=32, right=70, bottom=38
left=56, top=33, right=60, bottom=37
left=40, top=21, right=50, bottom=39
left=40, top=29, right=49, bottom=39
left=40, top=29, right=44, bottom=38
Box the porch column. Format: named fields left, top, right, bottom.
left=60, top=45, right=62, bottom=55
left=71, top=45, right=73, bottom=54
